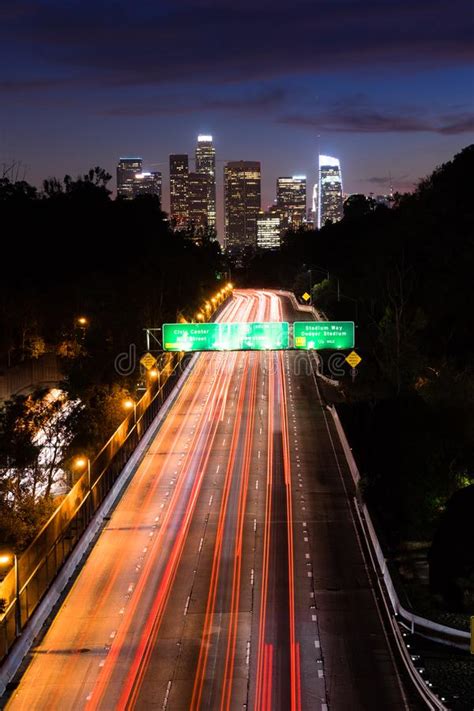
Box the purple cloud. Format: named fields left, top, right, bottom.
left=101, top=88, right=287, bottom=117
left=0, top=0, right=472, bottom=89
left=281, top=107, right=474, bottom=135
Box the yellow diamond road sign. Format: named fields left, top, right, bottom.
left=140, top=352, right=157, bottom=371
left=302, top=292, right=311, bottom=302
left=345, top=351, right=362, bottom=368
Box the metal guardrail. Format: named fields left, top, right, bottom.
left=352, top=500, right=448, bottom=711
left=327, top=403, right=470, bottom=652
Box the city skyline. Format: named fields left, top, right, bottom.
left=1, top=0, right=472, bottom=227
left=115, top=139, right=380, bottom=242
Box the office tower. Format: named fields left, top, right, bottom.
left=188, top=172, right=210, bottom=232
left=318, top=155, right=343, bottom=228
left=169, top=154, right=189, bottom=228
left=132, top=171, right=162, bottom=201
left=276, top=176, right=307, bottom=228
left=224, top=161, right=261, bottom=254
left=257, top=210, right=281, bottom=250
left=117, top=157, right=143, bottom=198
left=195, top=135, right=216, bottom=229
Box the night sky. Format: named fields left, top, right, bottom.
left=1, top=0, right=473, bottom=239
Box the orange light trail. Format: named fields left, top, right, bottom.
left=190, top=294, right=263, bottom=710
left=278, top=344, right=301, bottom=711
left=254, top=350, right=274, bottom=711
left=86, top=295, right=248, bottom=711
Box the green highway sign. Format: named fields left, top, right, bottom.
left=293, top=321, right=355, bottom=350
left=163, top=322, right=289, bottom=352
left=163, top=323, right=220, bottom=351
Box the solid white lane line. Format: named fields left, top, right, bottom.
left=162, top=680, right=172, bottom=710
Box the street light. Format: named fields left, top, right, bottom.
left=123, top=398, right=137, bottom=425
left=0, top=552, right=20, bottom=636
left=73, top=456, right=91, bottom=491
left=148, top=368, right=158, bottom=380
left=305, top=263, right=340, bottom=304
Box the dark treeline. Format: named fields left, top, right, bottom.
left=0, top=167, right=224, bottom=376
left=246, top=145, right=474, bottom=609
left=0, top=168, right=225, bottom=551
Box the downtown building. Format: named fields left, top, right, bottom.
left=117, top=157, right=143, bottom=199
left=195, top=135, right=216, bottom=230
left=257, top=209, right=281, bottom=250
left=132, top=171, right=162, bottom=200
left=188, top=172, right=210, bottom=232
left=117, top=158, right=162, bottom=201
left=317, top=155, right=343, bottom=228
left=276, top=176, right=307, bottom=229
left=169, top=154, right=189, bottom=228
left=224, top=161, right=261, bottom=256
left=169, top=136, right=216, bottom=234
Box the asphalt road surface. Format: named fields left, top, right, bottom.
left=5, top=290, right=419, bottom=710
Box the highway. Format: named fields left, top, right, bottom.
left=5, top=290, right=418, bottom=710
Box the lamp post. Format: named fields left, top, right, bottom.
left=73, top=456, right=91, bottom=492
left=123, top=398, right=137, bottom=426
left=0, top=553, right=20, bottom=636
left=305, top=264, right=340, bottom=304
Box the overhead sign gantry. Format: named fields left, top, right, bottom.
left=163, top=321, right=355, bottom=352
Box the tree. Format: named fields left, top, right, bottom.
left=0, top=392, right=77, bottom=550
left=343, top=193, right=376, bottom=220
left=429, top=485, right=474, bottom=611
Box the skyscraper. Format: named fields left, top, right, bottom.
left=195, top=135, right=216, bottom=229
left=276, top=176, right=307, bottom=229
left=117, top=157, right=143, bottom=199
left=224, top=161, right=261, bottom=255
left=257, top=210, right=281, bottom=250
left=132, top=171, right=162, bottom=201
left=318, top=155, right=343, bottom=228
left=188, top=172, right=209, bottom=232
left=169, top=154, right=189, bottom=228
